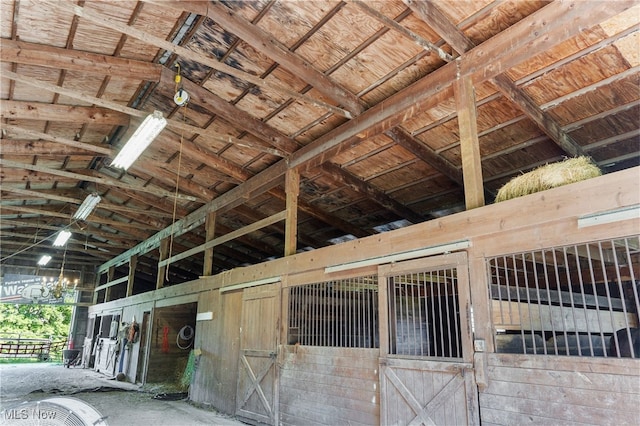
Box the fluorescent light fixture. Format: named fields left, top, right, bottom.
left=578, top=205, right=639, bottom=228
left=219, top=276, right=281, bottom=293
left=324, top=240, right=471, bottom=273
left=111, top=110, right=167, bottom=170
left=38, top=255, right=52, bottom=266
left=53, top=230, right=72, bottom=247
left=73, top=193, right=101, bottom=220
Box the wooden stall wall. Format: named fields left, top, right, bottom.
left=190, top=289, right=242, bottom=414
left=279, top=346, right=380, bottom=425
left=464, top=171, right=640, bottom=425
left=120, top=303, right=153, bottom=383
left=88, top=168, right=639, bottom=424
left=479, top=354, right=639, bottom=425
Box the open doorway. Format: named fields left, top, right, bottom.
left=146, top=302, right=197, bottom=387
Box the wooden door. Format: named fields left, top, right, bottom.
left=378, top=252, right=479, bottom=426
left=236, top=283, right=280, bottom=424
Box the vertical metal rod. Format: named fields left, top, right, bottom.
left=585, top=243, right=607, bottom=357
left=520, top=253, right=537, bottom=354
left=511, top=254, right=527, bottom=354
left=610, top=239, right=634, bottom=357
left=443, top=268, right=453, bottom=357
left=598, top=241, right=620, bottom=357
left=550, top=250, right=570, bottom=355
left=562, top=246, right=581, bottom=355
left=418, top=272, right=426, bottom=356
left=430, top=273, right=438, bottom=357
left=451, top=268, right=461, bottom=358
left=623, top=237, right=640, bottom=356
left=572, top=245, right=594, bottom=356
left=540, top=250, right=558, bottom=354
left=437, top=269, right=445, bottom=356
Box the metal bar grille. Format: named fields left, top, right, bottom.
left=387, top=268, right=462, bottom=358
left=287, top=276, right=378, bottom=348
left=488, top=236, right=640, bottom=357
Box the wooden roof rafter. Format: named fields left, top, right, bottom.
left=96, top=0, right=636, bottom=273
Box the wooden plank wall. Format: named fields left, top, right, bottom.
left=190, top=290, right=242, bottom=414
left=120, top=302, right=153, bottom=383
left=479, top=354, right=640, bottom=425
left=89, top=168, right=640, bottom=423
left=278, top=346, right=380, bottom=425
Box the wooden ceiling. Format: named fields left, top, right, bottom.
left=1, top=0, right=639, bottom=287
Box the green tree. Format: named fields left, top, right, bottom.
left=0, top=303, right=72, bottom=338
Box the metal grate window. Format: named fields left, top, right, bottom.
left=287, top=276, right=379, bottom=348
left=387, top=267, right=462, bottom=358
left=488, top=236, right=639, bottom=357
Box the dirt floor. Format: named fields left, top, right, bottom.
left=0, top=363, right=248, bottom=426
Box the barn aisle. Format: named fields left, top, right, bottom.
left=0, top=363, right=246, bottom=426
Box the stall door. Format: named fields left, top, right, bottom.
left=236, top=283, right=280, bottom=424
left=379, top=252, right=479, bottom=426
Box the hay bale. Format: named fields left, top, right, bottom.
left=495, top=156, right=601, bottom=203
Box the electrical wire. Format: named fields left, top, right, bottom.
left=0, top=220, right=79, bottom=263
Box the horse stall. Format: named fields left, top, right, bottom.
left=88, top=167, right=639, bottom=424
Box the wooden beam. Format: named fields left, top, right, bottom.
left=156, top=237, right=169, bottom=290
left=0, top=70, right=270, bottom=170
left=491, top=74, right=587, bottom=157
left=321, top=161, right=426, bottom=224
left=162, top=68, right=297, bottom=155
left=349, top=0, right=453, bottom=62
left=284, top=169, right=300, bottom=257
left=0, top=187, right=172, bottom=220
left=3, top=44, right=286, bottom=158
left=0, top=140, right=104, bottom=157
left=49, top=0, right=352, bottom=119
left=404, top=0, right=587, bottom=158
left=0, top=204, right=160, bottom=233
left=0, top=159, right=196, bottom=201
left=98, top=0, right=634, bottom=272
left=385, top=127, right=463, bottom=186
left=1, top=101, right=130, bottom=126
left=200, top=0, right=365, bottom=117
left=158, top=211, right=287, bottom=268
left=203, top=211, right=216, bottom=276
left=270, top=187, right=371, bottom=239
left=0, top=39, right=162, bottom=80
left=402, top=0, right=474, bottom=54
left=455, top=74, right=485, bottom=210
left=126, top=254, right=137, bottom=297
left=1, top=124, right=112, bottom=155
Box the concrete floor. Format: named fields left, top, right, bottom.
left=0, top=363, right=248, bottom=426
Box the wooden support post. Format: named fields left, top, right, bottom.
left=92, top=273, right=101, bottom=304
left=455, top=72, right=485, bottom=210
left=156, top=237, right=169, bottom=289
left=105, top=266, right=115, bottom=302
left=284, top=168, right=300, bottom=256
left=126, top=254, right=137, bottom=297
left=203, top=211, right=216, bottom=276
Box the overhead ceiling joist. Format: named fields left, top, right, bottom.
left=0, top=39, right=163, bottom=80
left=1, top=124, right=113, bottom=156
left=0, top=159, right=196, bottom=202
left=404, top=0, right=588, bottom=158
left=1, top=101, right=130, bottom=126
left=96, top=0, right=634, bottom=273
left=49, top=0, right=353, bottom=119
